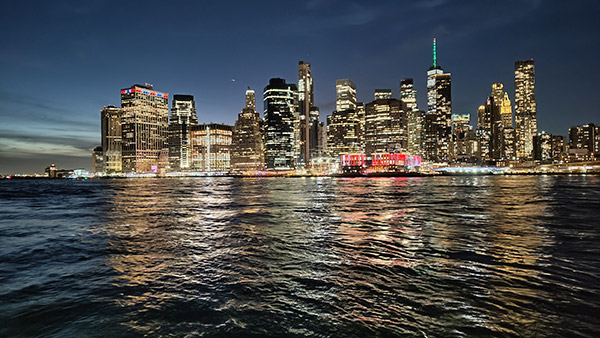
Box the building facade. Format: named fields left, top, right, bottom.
left=426, top=38, right=452, bottom=162
left=190, top=124, right=232, bottom=172
left=168, top=94, right=198, bottom=171
left=231, top=88, right=265, bottom=172
left=569, top=123, right=599, bottom=158
left=364, top=97, right=408, bottom=154
left=264, top=78, right=298, bottom=170
left=100, top=105, right=123, bottom=174
left=120, top=84, right=169, bottom=173
left=514, top=59, right=537, bottom=160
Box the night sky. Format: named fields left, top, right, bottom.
left=1, top=0, right=598, bottom=174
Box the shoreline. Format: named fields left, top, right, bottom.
left=2, top=171, right=598, bottom=180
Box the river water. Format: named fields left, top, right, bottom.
left=0, top=176, right=599, bottom=337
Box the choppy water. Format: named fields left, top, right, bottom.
left=0, top=176, right=599, bottom=337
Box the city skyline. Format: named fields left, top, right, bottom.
left=1, top=1, right=599, bottom=173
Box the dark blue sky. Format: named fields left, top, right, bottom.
left=1, top=0, right=598, bottom=174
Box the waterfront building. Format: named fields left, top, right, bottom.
left=168, top=94, right=198, bottom=171
left=426, top=38, right=452, bottom=162
left=264, top=78, right=298, bottom=170
left=533, top=132, right=565, bottom=162
left=364, top=97, right=408, bottom=154
left=569, top=123, right=599, bottom=158
left=231, top=88, right=265, bottom=172
left=327, top=109, right=363, bottom=157
left=400, top=78, right=418, bottom=112
left=100, top=105, right=123, bottom=174
left=298, top=61, right=320, bottom=165
left=190, top=123, right=232, bottom=172
left=120, top=84, right=169, bottom=173
left=515, top=59, right=537, bottom=160
left=92, top=146, right=104, bottom=174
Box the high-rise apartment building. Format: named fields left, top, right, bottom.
left=533, top=131, right=565, bottom=162
left=426, top=38, right=452, bottom=162
left=231, top=88, right=265, bottom=172
left=120, top=84, right=169, bottom=173
left=100, top=105, right=123, bottom=174
left=515, top=59, right=537, bottom=160
left=264, top=78, right=298, bottom=170
left=168, top=95, right=198, bottom=171
left=190, top=123, right=232, bottom=172
left=569, top=123, right=599, bottom=157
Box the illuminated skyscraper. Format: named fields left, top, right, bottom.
left=490, top=84, right=505, bottom=161
left=374, top=89, right=392, bottom=100
left=120, top=84, right=169, bottom=173
left=400, top=78, right=417, bottom=112
left=450, top=114, right=479, bottom=162
left=477, top=98, right=493, bottom=162
left=426, top=38, right=452, bottom=162
left=515, top=59, right=537, bottom=160
left=407, top=110, right=425, bottom=156
left=336, top=79, right=357, bottom=112
left=298, top=61, right=320, bottom=165
left=100, top=105, right=123, bottom=174
left=190, top=123, right=232, bottom=172
left=328, top=79, right=363, bottom=157
left=364, top=97, right=408, bottom=154
left=231, top=88, right=265, bottom=172
left=168, top=94, right=198, bottom=171
left=264, top=78, right=298, bottom=170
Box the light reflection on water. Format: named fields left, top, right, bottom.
left=0, top=176, right=599, bottom=337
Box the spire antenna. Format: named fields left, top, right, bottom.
left=433, top=37, right=437, bottom=68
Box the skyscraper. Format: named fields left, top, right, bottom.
left=515, top=59, right=537, bottom=160
left=264, top=78, right=298, bottom=170
left=298, top=61, right=320, bottom=165
left=400, top=78, right=417, bottom=112
left=120, top=84, right=169, bottom=173
left=407, top=110, right=425, bottom=156
left=364, top=97, right=408, bottom=154
left=168, top=94, right=198, bottom=171
left=327, top=79, right=362, bottom=157
left=477, top=98, right=493, bottom=162
left=490, top=84, right=505, bottom=161
left=100, top=105, right=122, bottom=174
left=231, top=88, right=265, bottom=172
left=426, top=38, right=452, bottom=162
left=374, top=89, right=392, bottom=100
left=336, top=79, right=357, bottom=112
left=190, top=123, right=232, bottom=172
